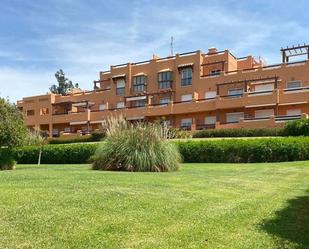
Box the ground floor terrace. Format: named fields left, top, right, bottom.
left=27, top=103, right=309, bottom=137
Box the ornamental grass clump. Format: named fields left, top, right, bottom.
left=92, top=116, right=181, bottom=172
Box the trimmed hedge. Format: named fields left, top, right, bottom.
left=48, top=132, right=105, bottom=144
left=8, top=137, right=309, bottom=164
left=175, top=137, right=309, bottom=163
left=284, top=119, right=309, bottom=136
left=13, top=143, right=98, bottom=164
left=193, top=128, right=283, bottom=138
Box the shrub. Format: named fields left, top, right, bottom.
left=0, top=148, right=16, bottom=170
left=10, top=137, right=309, bottom=165
left=193, top=128, right=283, bottom=138
left=13, top=143, right=98, bottom=164
left=283, top=119, right=309, bottom=136
left=92, top=117, right=181, bottom=172
left=48, top=131, right=105, bottom=144
left=175, top=137, right=309, bottom=163
left=169, top=128, right=192, bottom=139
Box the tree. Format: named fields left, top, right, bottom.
left=0, top=98, right=28, bottom=148
left=0, top=98, right=28, bottom=170
left=49, top=69, right=79, bottom=96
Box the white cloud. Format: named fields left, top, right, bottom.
left=2, top=1, right=309, bottom=102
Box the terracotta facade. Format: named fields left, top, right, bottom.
left=17, top=46, right=309, bottom=137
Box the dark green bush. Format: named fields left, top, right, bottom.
left=48, top=132, right=105, bottom=144
left=13, top=143, right=99, bottom=164
left=175, top=137, right=309, bottom=163
left=9, top=137, right=309, bottom=164
left=0, top=148, right=16, bottom=170
left=193, top=128, right=283, bottom=138
left=283, top=119, right=309, bottom=136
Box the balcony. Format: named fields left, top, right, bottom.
left=279, top=87, right=309, bottom=105
left=52, top=110, right=90, bottom=124
left=246, top=90, right=277, bottom=107
left=146, top=103, right=173, bottom=116
left=216, top=94, right=245, bottom=109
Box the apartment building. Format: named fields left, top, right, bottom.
left=17, top=44, right=309, bottom=137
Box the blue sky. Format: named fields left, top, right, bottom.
left=1, top=0, right=309, bottom=101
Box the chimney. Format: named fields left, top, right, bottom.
left=208, top=47, right=218, bottom=55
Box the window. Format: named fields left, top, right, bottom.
left=134, top=100, right=146, bottom=108
left=181, top=68, right=192, bottom=86
left=116, top=102, right=125, bottom=109
left=205, top=116, right=216, bottom=124
left=99, top=104, right=106, bottom=111
left=226, top=112, right=244, bottom=123
left=210, top=69, right=221, bottom=76
left=287, top=81, right=301, bottom=89
left=64, top=127, right=71, bottom=133
left=228, top=88, right=243, bottom=97
left=159, top=97, right=170, bottom=106
left=26, top=110, right=35, bottom=116
left=254, top=84, right=274, bottom=93
left=181, top=94, right=192, bottom=102
left=287, top=109, right=301, bottom=116
left=158, top=71, right=172, bottom=89
left=40, top=108, right=49, bottom=115
left=116, top=79, right=125, bottom=95
left=205, top=91, right=217, bottom=100
left=133, top=75, right=146, bottom=92
left=254, top=109, right=274, bottom=118
left=52, top=129, right=59, bottom=137
left=181, top=118, right=192, bottom=128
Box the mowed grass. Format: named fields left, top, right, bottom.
left=0, top=163, right=308, bottom=249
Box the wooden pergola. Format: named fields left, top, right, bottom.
left=281, top=44, right=309, bottom=63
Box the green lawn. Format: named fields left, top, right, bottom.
left=0, top=163, right=308, bottom=249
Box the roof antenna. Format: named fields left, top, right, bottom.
left=170, top=36, right=174, bottom=56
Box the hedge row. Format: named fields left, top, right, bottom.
left=13, top=143, right=98, bottom=164
left=193, top=128, right=283, bottom=138
left=175, top=137, right=309, bottom=163
left=192, top=119, right=309, bottom=138
left=8, top=137, right=309, bottom=164
left=48, top=132, right=105, bottom=144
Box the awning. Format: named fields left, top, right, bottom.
left=90, top=120, right=105, bottom=124
left=126, top=95, right=147, bottom=101
left=111, top=74, right=126, bottom=79
left=278, top=101, right=308, bottom=106
left=177, top=63, right=194, bottom=68
left=133, top=72, right=147, bottom=76
left=126, top=116, right=145, bottom=121
left=70, top=121, right=88, bottom=125
left=72, top=101, right=95, bottom=107
left=158, top=68, right=172, bottom=72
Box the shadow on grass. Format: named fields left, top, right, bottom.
left=260, top=191, right=309, bottom=249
